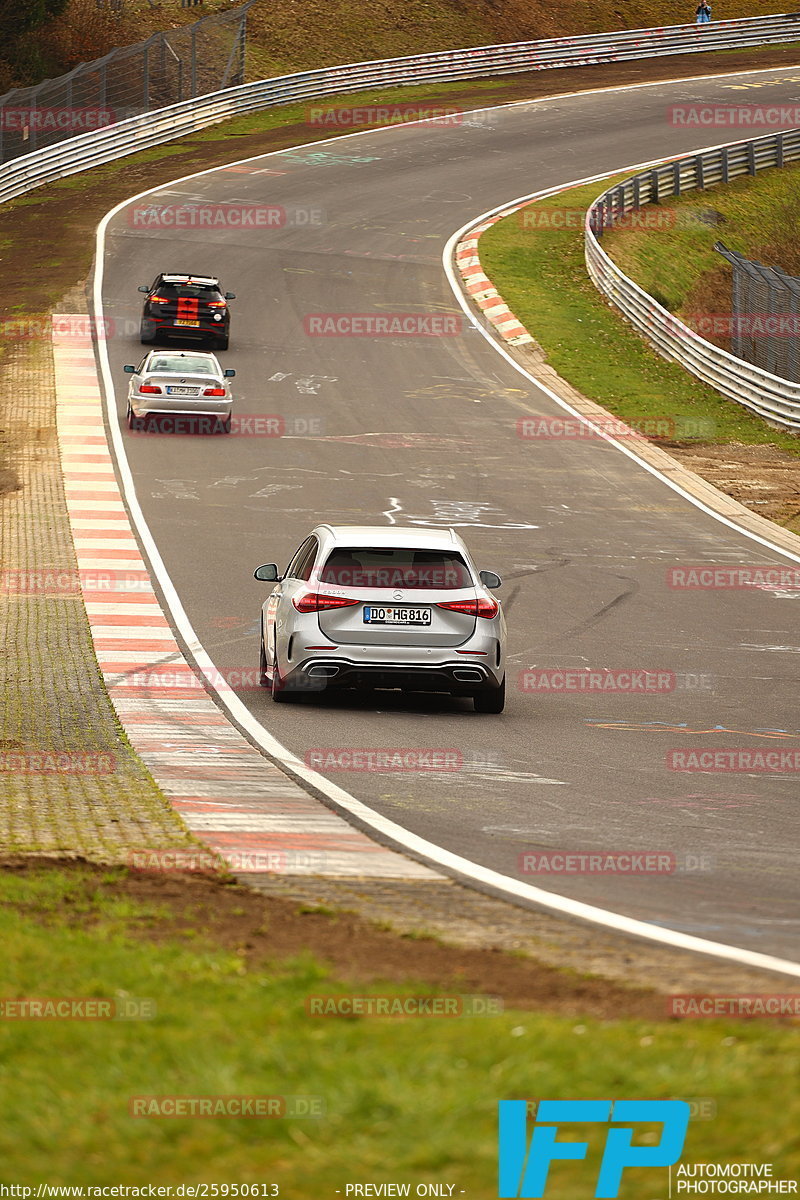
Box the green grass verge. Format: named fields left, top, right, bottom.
left=0, top=865, right=798, bottom=1191
left=478, top=178, right=800, bottom=456
left=602, top=159, right=800, bottom=309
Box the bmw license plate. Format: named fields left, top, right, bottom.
left=166, top=386, right=198, bottom=396
left=363, top=606, right=431, bottom=626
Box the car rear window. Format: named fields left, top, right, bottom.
left=149, top=357, right=216, bottom=374
left=319, top=548, right=472, bottom=590
left=154, top=284, right=223, bottom=301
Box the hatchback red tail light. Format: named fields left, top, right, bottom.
left=203, top=387, right=226, bottom=396
left=436, top=597, right=499, bottom=619
left=292, top=592, right=360, bottom=614
left=149, top=295, right=169, bottom=304
left=139, top=384, right=162, bottom=394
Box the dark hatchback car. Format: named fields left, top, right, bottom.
left=138, top=273, right=235, bottom=350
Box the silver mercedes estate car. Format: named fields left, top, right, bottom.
left=254, top=525, right=506, bottom=712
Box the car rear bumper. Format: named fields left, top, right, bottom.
left=282, top=656, right=501, bottom=694
left=130, top=398, right=232, bottom=419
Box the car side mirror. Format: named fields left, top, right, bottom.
left=254, top=563, right=281, bottom=582
left=138, top=286, right=149, bottom=293
left=223, top=369, right=236, bottom=378
left=479, top=570, right=502, bottom=589
left=123, top=364, right=136, bottom=373
left=224, top=292, right=236, bottom=300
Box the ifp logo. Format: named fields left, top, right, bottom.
left=498, top=1099, right=690, bottom=1198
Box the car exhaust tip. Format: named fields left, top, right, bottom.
left=453, top=668, right=484, bottom=683
left=307, top=664, right=340, bottom=678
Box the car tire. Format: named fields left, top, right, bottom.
left=473, top=675, right=505, bottom=714
left=216, top=414, right=232, bottom=434
left=140, top=322, right=156, bottom=345
left=215, top=334, right=229, bottom=352
left=259, top=634, right=269, bottom=689
left=126, top=404, right=145, bottom=432
left=270, top=651, right=291, bottom=703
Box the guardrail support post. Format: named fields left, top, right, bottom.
left=721, top=147, right=729, bottom=184
left=696, top=154, right=705, bottom=190
left=673, top=161, right=681, bottom=196
left=650, top=169, right=659, bottom=204
left=747, top=142, right=756, bottom=175
left=777, top=132, right=784, bottom=168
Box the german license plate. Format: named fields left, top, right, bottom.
left=175, top=319, right=200, bottom=327
left=363, top=606, right=431, bottom=626
left=166, top=386, right=198, bottom=396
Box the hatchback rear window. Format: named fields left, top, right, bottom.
left=319, top=548, right=472, bottom=590
left=154, top=285, right=222, bottom=301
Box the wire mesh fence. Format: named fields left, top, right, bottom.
left=0, top=0, right=254, bottom=164
left=715, top=241, right=800, bottom=383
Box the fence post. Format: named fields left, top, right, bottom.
left=721, top=146, right=728, bottom=183
left=695, top=154, right=704, bottom=190
left=776, top=132, right=784, bottom=168
left=747, top=142, right=756, bottom=175
left=143, top=44, right=150, bottom=109
left=673, top=161, right=681, bottom=196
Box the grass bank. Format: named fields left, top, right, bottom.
left=0, top=862, right=798, bottom=1192
left=478, top=177, right=800, bottom=457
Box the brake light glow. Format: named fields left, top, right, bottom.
left=203, top=387, right=226, bottom=396
left=293, top=593, right=360, bottom=614
left=436, top=597, right=499, bottom=619
left=139, top=384, right=162, bottom=394
left=207, top=301, right=227, bottom=309
left=149, top=295, right=169, bottom=304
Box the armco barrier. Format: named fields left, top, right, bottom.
left=2, top=13, right=800, bottom=204
left=585, top=129, right=800, bottom=430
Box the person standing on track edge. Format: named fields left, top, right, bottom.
left=696, top=1, right=712, bottom=22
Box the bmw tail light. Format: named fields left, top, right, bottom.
left=293, top=592, right=359, bottom=613
left=203, top=387, right=226, bottom=396
left=139, top=384, right=162, bottom=394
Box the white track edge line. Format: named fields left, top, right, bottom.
left=93, top=78, right=800, bottom=978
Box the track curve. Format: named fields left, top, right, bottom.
left=96, top=67, right=800, bottom=964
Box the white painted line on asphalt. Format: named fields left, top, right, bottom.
left=93, top=73, right=800, bottom=976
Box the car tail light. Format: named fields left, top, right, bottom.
left=207, top=301, right=227, bottom=309
left=139, top=384, right=162, bottom=394
left=436, top=597, right=499, bottom=619
left=149, top=295, right=169, bottom=304
left=293, top=592, right=360, bottom=614
left=203, top=387, right=226, bottom=396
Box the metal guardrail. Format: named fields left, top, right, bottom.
left=585, top=130, right=800, bottom=430
left=2, top=12, right=800, bottom=206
